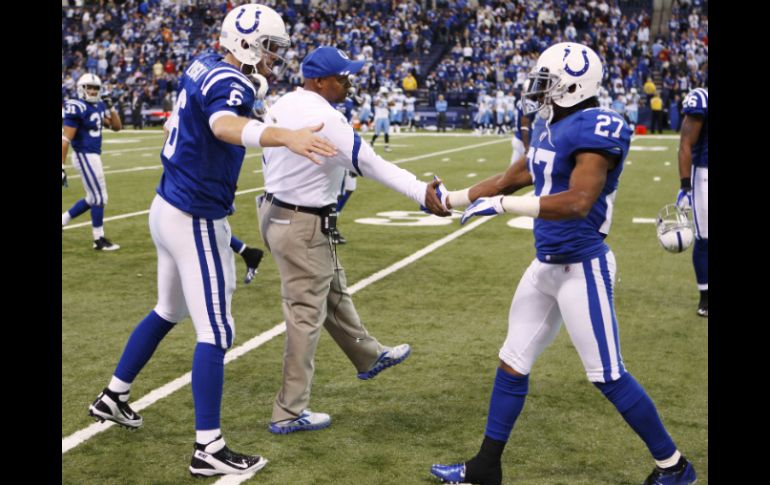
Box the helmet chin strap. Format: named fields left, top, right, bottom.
left=252, top=73, right=269, bottom=99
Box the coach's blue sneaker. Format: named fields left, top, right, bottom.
left=268, top=409, right=331, bottom=435
left=431, top=462, right=467, bottom=483
left=643, top=456, right=697, bottom=485
left=93, top=236, right=120, bottom=251
left=88, top=388, right=142, bottom=428
left=189, top=435, right=268, bottom=477
left=431, top=461, right=501, bottom=484
left=357, top=344, right=411, bottom=380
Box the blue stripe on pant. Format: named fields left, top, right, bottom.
left=192, top=217, right=228, bottom=349
left=583, top=257, right=614, bottom=383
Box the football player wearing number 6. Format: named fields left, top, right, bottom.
left=87, top=4, right=337, bottom=478
left=429, top=43, right=697, bottom=485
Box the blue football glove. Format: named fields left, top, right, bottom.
left=676, top=189, right=692, bottom=209
left=460, top=196, right=504, bottom=225
left=420, top=175, right=449, bottom=214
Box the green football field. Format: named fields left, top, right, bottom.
left=62, top=129, right=707, bottom=484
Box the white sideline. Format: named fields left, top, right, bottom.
left=62, top=216, right=491, bottom=455
left=62, top=139, right=509, bottom=231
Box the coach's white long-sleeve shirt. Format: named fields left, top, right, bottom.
left=262, top=88, right=427, bottom=208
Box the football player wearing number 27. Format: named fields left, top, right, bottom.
left=87, top=4, right=337, bottom=478
left=429, top=43, right=696, bottom=485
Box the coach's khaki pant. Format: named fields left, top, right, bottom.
left=258, top=197, right=384, bottom=422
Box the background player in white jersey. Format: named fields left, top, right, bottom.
left=257, top=46, right=449, bottom=435
left=510, top=86, right=532, bottom=164
left=62, top=73, right=122, bottom=250
left=429, top=43, right=696, bottom=485
left=598, top=87, right=613, bottom=110
left=404, top=92, right=417, bottom=131
left=370, top=87, right=391, bottom=151
left=87, top=5, right=336, bottom=477
left=677, top=86, right=708, bottom=317
left=389, top=87, right=405, bottom=133
left=494, top=91, right=506, bottom=134
left=357, top=91, right=372, bottom=133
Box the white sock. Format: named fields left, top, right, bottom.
left=196, top=429, right=222, bottom=446
left=62, top=212, right=71, bottom=225
left=107, top=376, right=131, bottom=394
left=655, top=450, right=681, bottom=469
left=93, top=226, right=105, bottom=240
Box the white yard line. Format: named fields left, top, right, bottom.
left=63, top=139, right=509, bottom=230
left=62, top=216, right=491, bottom=455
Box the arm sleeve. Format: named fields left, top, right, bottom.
left=322, top=113, right=428, bottom=206
left=573, top=110, right=632, bottom=162
left=201, top=76, right=255, bottom=121
left=63, top=100, right=83, bottom=128
left=682, top=89, right=707, bottom=116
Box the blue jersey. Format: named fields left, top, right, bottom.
left=528, top=107, right=632, bottom=264
left=63, top=98, right=108, bottom=154
left=682, top=88, right=708, bottom=168
left=158, top=53, right=257, bottom=219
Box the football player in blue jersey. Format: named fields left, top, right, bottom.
left=62, top=73, right=123, bottom=250
left=429, top=43, right=697, bottom=485
left=87, top=4, right=337, bottom=478
left=677, top=86, right=708, bottom=317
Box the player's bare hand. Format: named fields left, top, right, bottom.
left=288, top=123, right=337, bottom=165
left=423, top=178, right=451, bottom=216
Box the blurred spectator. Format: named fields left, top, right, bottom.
left=436, top=94, right=448, bottom=132
left=402, top=72, right=417, bottom=93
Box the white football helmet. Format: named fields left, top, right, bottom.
left=219, top=4, right=290, bottom=85
left=77, top=73, right=102, bottom=103
left=656, top=204, right=694, bottom=253
left=524, top=42, right=603, bottom=115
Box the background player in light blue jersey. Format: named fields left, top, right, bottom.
left=62, top=73, right=122, bottom=250
left=87, top=4, right=336, bottom=478
left=429, top=43, right=696, bottom=485
left=677, top=86, right=708, bottom=317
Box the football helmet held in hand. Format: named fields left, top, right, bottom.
left=656, top=204, right=694, bottom=253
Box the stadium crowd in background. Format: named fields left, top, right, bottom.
left=62, top=0, right=707, bottom=132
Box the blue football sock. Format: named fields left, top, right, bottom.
left=693, top=238, right=708, bottom=287
left=192, top=343, right=226, bottom=431
left=594, top=373, right=676, bottom=460
left=484, top=367, right=529, bottom=442
left=68, top=199, right=91, bottom=219
left=230, top=235, right=245, bottom=254
left=114, top=311, right=176, bottom=383
left=91, top=205, right=104, bottom=228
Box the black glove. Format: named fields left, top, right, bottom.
left=101, top=93, right=113, bottom=109
left=62, top=167, right=68, bottom=187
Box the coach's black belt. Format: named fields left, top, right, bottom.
left=265, top=193, right=334, bottom=216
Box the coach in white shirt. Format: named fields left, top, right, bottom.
left=258, top=46, right=449, bottom=434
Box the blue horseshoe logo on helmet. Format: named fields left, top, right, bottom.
left=235, top=8, right=261, bottom=34
left=563, top=48, right=590, bottom=77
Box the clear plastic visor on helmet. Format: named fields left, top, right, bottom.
left=523, top=68, right=560, bottom=115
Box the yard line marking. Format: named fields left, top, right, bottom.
left=62, top=216, right=491, bottom=455
left=68, top=165, right=163, bottom=179
left=63, top=140, right=509, bottom=231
